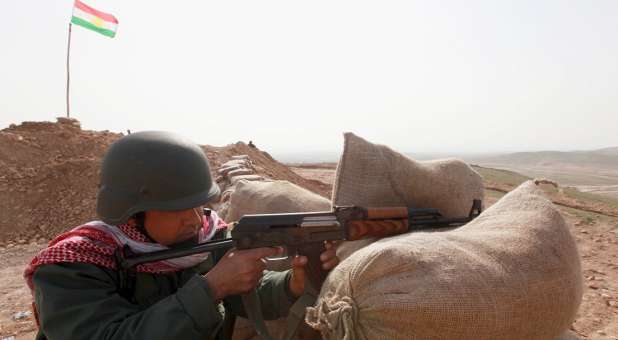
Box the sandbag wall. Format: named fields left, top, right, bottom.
left=306, top=133, right=582, bottom=340
left=211, top=136, right=583, bottom=340
left=213, top=154, right=267, bottom=221
left=306, top=181, right=583, bottom=340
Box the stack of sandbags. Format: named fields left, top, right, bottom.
left=214, top=155, right=267, bottom=220
left=306, top=180, right=583, bottom=339
left=227, top=179, right=331, bottom=340
left=332, top=133, right=485, bottom=260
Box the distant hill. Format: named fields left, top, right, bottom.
left=592, top=146, right=618, bottom=157
left=471, top=147, right=618, bottom=169
left=468, top=146, right=618, bottom=192
left=273, top=151, right=341, bottom=163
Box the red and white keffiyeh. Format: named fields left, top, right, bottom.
left=24, top=210, right=228, bottom=293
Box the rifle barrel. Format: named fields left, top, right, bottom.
left=408, top=216, right=473, bottom=230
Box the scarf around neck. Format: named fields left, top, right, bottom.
left=24, top=210, right=228, bottom=293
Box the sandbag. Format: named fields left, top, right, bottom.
left=226, top=179, right=331, bottom=222
left=332, top=132, right=484, bottom=260
left=306, top=181, right=583, bottom=340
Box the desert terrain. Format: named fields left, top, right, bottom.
left=469, top=148, right=618, bottom=200
left=1, top=119, right=617, bottom=339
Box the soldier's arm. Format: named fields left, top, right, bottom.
left=34, top=262, right=223, bottom=340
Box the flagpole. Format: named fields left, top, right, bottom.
left=66, top=22, right=72, bottom=118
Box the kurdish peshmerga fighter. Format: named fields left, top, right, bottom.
left=25, top=131, right=339, bottom=340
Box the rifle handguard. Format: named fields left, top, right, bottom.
left=346, top=219, right=409, bottom=240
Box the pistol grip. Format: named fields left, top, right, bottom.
left=295, top=242, right=329, bottom=294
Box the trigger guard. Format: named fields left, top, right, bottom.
left=265, top=255, right=289, bottom=261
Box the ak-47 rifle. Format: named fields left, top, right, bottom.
left=119, top=199, right=482, bottom=340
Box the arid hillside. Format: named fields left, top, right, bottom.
left=469, top=148, right=618, bottom=199
left=472, top=148, right=618, bottom=168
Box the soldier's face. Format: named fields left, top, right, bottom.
left=143, top=207, right=203, bottom=246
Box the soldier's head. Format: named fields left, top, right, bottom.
left=96, top=131, right=219, bottom=245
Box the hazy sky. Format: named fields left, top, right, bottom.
left=1, top=0, right=617, bottom=155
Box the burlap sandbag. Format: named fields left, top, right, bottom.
left=332, top=132, right=484, bottom=260
left=227, top=179, right=330, bottom=340
left=306, top=181, right=583, bottom=340
left=226, top=179, right=331, bottom=222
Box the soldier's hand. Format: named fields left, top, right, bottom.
left=289, top=241, right=340, bottom=298
left=203, top=247, right=283, bottom=301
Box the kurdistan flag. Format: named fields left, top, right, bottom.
left=71, top=0, right=118, bottom=38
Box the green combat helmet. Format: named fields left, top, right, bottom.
left=96, top=131, right=220, bottom=225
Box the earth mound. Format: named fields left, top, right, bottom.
left=0, top=119, right=330, bottom=245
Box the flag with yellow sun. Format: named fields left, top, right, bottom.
left=71, top=0, right=118, bottom=38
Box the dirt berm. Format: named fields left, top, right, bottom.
left=0, top=118, right=330, bottom=245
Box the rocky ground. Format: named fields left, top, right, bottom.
left=0, top=120, right=616, bottom=339
left=0, top=243, right=40, bottom=339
